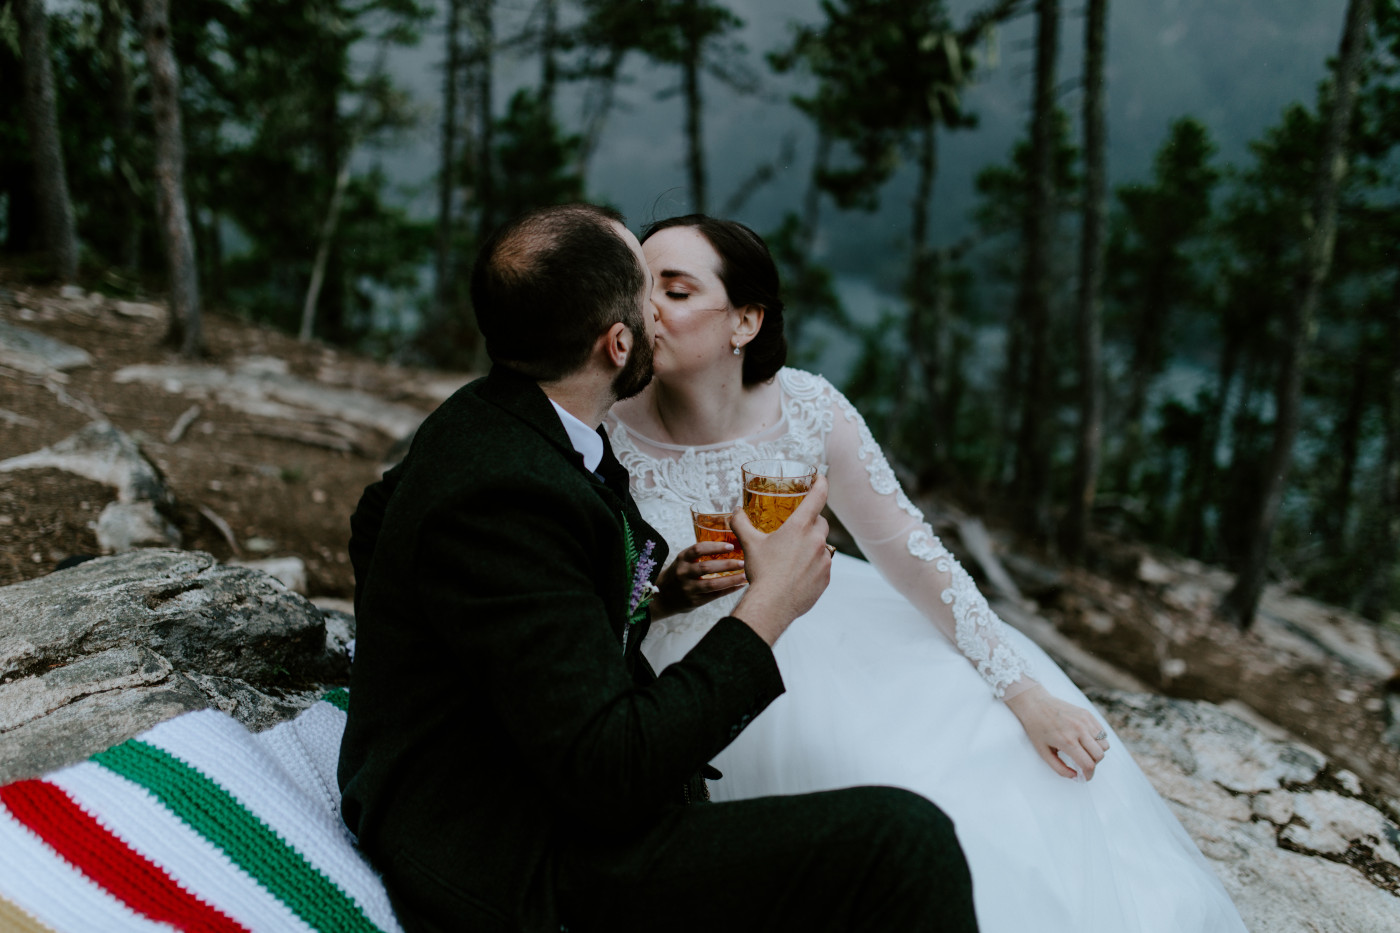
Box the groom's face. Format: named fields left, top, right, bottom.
left=610, top=223, right=657, bottom=401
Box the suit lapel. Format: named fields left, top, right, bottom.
left=598, top=432, right=672, bottom=667
left=475, top=367, right=667, bottom=659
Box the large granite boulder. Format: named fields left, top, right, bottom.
left=0, top=549, right=349, bottom=784
left=1090, top=689, right=1400, bottom=932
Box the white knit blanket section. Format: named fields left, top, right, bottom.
left=0, top=693, right=404, bottom=933
left=0, top=806, right=170, bottom=933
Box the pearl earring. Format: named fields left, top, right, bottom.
left=732, top=345, right=742, bottom=356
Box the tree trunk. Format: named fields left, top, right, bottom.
left=540, top=0, right=558, bottom=109
left=1180, top=332, right=1241, bottom=557
left=910, top=120, right=936, bottom=262
left=15, top=0, right=78, bottom=283
left=99, top=0, right=140, bottom=271
left=682, top=9, right=707, bottom=214
left=1217, top=351, right=1269, bottom=566
left=300, top=42, right=391, bottom=343
left=1317, top=360, right=1367, bottom=545
left=205, top=208, right=225, bottom=306
left=1011, top=0, right=1060, bottom=540
left=1064, top=0, right=1107, bottom=559
left=471, top=0, right=496, bottom=241
left=435, top=0, right=464, bottom=326
left=1113, top=280, right=1170, bottom=490
left=997, top=306, right=1026, bottom=487
left=907, top=120, right=944, bottom=461
left=299, top=157, right=352, bottom=342
left=139, top=0, right=202, bottom=355
left=1360, top=279, right=1400, bottom=619
left=1220, top=0, right=1373, bottom=627
left=310, top=11, right=349, bottom=344
left=1, top=151, right=39, bottom=251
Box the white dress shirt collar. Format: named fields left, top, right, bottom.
left=547, top=398, right=604, bottom=473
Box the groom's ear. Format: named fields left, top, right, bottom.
left=601, top=321, right=632, bottom=369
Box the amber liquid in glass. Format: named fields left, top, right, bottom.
left=743, top=478, right=810, bottom=533
left=692, top=511, right=744, bottom=577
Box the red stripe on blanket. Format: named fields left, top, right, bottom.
left=0, top=779, right=250, bottom=933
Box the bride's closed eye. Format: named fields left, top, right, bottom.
left=665, top=291, right=690, bottom=300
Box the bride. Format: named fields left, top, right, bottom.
left=606, top=214, right=1247, bottom=932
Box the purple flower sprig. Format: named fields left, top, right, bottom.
left=628, top=539, right=659, bottom=620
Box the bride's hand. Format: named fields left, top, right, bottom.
left=1003, top=685, right=1110, bottom=780
left=650, top=543, right=747, bottom=619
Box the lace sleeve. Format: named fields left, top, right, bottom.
left=821, top=386, right=1036, bottom=699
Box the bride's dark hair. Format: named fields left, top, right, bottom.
left=641, top=214, right=787, bottom=386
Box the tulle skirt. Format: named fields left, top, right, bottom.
left=642, top=553, right=1247, bottom=933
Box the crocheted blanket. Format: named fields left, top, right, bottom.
left=0, top=689, right=403, bottom=933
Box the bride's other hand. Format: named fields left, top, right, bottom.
left=651, top=543, right=747, bottom=619
left=1003, top=685, right=1110, bottom=780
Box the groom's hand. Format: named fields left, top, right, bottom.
left=729, top=475, right=833, bottom=647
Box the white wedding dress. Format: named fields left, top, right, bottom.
left=605, top=368, right=1246, bottom=933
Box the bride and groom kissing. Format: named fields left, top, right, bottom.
left=338, top=203, right=1247, bottom=932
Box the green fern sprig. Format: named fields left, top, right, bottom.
left=621, top=514, right=639, bottom=570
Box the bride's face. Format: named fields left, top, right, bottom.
left=642, top=226, right=743, bottom=381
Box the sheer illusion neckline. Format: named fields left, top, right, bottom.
left=610, top=391, right=789, bottom=453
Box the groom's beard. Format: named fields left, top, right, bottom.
left=612, top=321, right=654, bottom=401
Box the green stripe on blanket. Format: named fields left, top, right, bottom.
left=92, top=738, right=383, bottom=933
left=322, top=687, right=350, bottom=712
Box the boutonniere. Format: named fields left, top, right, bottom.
left=622, top=515, right=659, bottom=628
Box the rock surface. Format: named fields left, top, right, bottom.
left=1090, top=689, right=1400, bottom=932
left=1387, top=695, right=1400, bottom=749
left=230, top=556, right=309, bottom=594
left=96, top=500, right=183, bottom=551
left=114, top=356, right=426, bottom=443
left=0, top=320, right=92, bottom=377
left=0, top=420, right=172, bottom=508
left=1143, top=553, right=1400, bottom=681
left=0, top=421, right=183, bottom=554
left=0, top=549, right=349, bottom=784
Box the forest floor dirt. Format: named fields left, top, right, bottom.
left=3, top=277, right=1399, bottom=804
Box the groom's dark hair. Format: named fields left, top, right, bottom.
left=471, top=203, right=647, bottom=381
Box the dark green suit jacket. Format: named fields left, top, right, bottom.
left=338, top=366, right=784, bottom=932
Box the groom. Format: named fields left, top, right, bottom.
left=338, top=203, right=977, bottom=933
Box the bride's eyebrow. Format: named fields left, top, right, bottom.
left=658, top=268, right=700, bottom=282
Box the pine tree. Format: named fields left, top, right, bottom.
left=1064, top=0, right=1108, bottom=559
left=1105, top=118, right=1220, bottom=493
left=772, top=0, right=1028, bottom=467
left=14, top=0, right=78, bottom=282
left=1010, top=0, right=1061, bottom=540
left=1221, top=0, right=1376, bottom=628
left=140, top=0, right=202, bottom=355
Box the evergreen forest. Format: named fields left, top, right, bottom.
left=2, top=0, right=1398, bottom=632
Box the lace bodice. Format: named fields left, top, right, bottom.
left=606, top=368, right=1035, bottom=698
